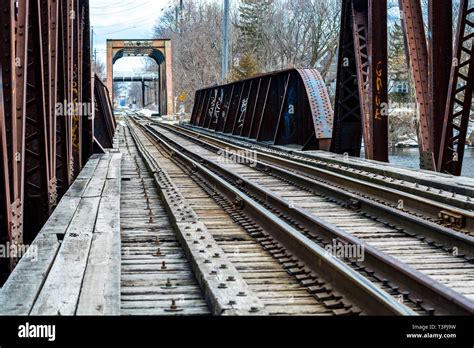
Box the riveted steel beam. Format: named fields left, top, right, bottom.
left=23, top=0, right=51, bottom=244
left=333, top=0, right=387, bottom=161
left=438, top=0, right=474, bottom=176
left=428, top=0, right=452, bottom=167
left=332, top=0, right=363, bottom=157
left=399, top=0, right=434, bottom=170
left=190, top=68, right=333, bottom=150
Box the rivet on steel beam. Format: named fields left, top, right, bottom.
left=237, top=291, right=246, bottom=297
left=218, top=283, right=227, bottom=289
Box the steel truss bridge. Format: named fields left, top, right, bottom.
left=0, top=0, right=473, bottom=318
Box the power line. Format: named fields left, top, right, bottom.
left=89, top=1, right=140, bottom=9
left=90, top=1, right=150, bottom=15
left=92, top=13, right=157, bottom=28
left=101, top=17, right=157, bottom=35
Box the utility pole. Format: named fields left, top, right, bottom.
left=91, top=26, right=94, bottom=61
left=221, top=0, right=230, bottom=82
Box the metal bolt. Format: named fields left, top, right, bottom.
left=237, top=291, right=246, bottom=297
left=170, top=299, right=178, bottom=310
left=220, top=264, right=227, bottom=269
left=218, top=283, right=227, bottom=289
left=226, top=276, right=235, bottom=281
left=249, top=307, right=259, bottom=313
left=161, top=261, right=167, bottom=270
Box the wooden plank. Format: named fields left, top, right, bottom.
left=0, top=153, right=114, bottom=315
left=0, top=234, right=61, bottom=315
left=102, top=179, right=120, bottom=198
left=64, top=179, right=91, bottom=197
left=107, top=153, right=122, bottom=179
left=30, top=197, right=101, bottom=315
left=94, top=154, right=112, bottom=178
left=76, top=156, right=100, bottom=179
left=76, top=153, right=121, bottom=315
left=76, top=197, right=121, bottom=315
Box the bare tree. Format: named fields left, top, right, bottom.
left=154, top=0, right=224, bottom=109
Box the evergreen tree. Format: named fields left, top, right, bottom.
left=237, top=0, right=273, bottom=68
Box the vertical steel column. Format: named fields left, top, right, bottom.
left=332, top=0, right=363, bottom=157
left=351, top=0, right=388, bottom=161
left=12, top=0, right=30, bottom=250
left=55, top=0, right=71, bottom=196
left=0, top=1, right=15, bottom=266
left=352, top=1, right=371, bottom=157
left=399, top=0, right=434, bottom=170
left=438, top=0, right=474, bottom=176
left=0, top=59, right=12, bottom=281
left=40, top=0, right=59, bottom=210
left=368, top=0, right=388, bottom=162
left=0, top=0, right=30, bottom=266
left=23, top=0, right=51, bottom=243
left=428, top=0, right=452, bottom=166
left=81, top=0, right=93, bottom=164
left=70, top=0, right=81, bottom=178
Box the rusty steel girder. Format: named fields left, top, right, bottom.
left=190, top=69, right=334, bottom=150
left=0, top=0, right=96, bottom=280
left=332, top=0, right=362, bottom=157
left=428, top=0, right=452, bottom=168
left=333, top=0, right=388, bottom=162
left=399, top=0, right=434, bottom=170
left=93, top=75, right=116, bottom=150
left=0, top=0, right=29, bottom=263
left=438, top=0, right=474, bottom=176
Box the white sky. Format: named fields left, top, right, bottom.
left=90, top=0, right=172, bottom=73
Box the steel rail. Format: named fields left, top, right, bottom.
left=153, top=121, right=474, bottom=237
left=184, top=122, right=474, bottom=202
left=132, top=117, right=474, bottom=315
left=127, top=119, right=417, bottom=316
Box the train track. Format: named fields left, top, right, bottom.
left=120, top=114, right=419, bottom=316
left=176, top=121, right=474, bottom=234
left=119, top=124, right=210, bottom=315
left=125, top=113, right=474, bottom=315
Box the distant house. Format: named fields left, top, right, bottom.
left=389, top=79, right=410, bottom=95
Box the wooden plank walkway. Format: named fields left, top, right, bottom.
left=0, top=152, right=122, bottom=315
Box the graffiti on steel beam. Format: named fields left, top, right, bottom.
left=191, top=68, right=333, bottom=150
